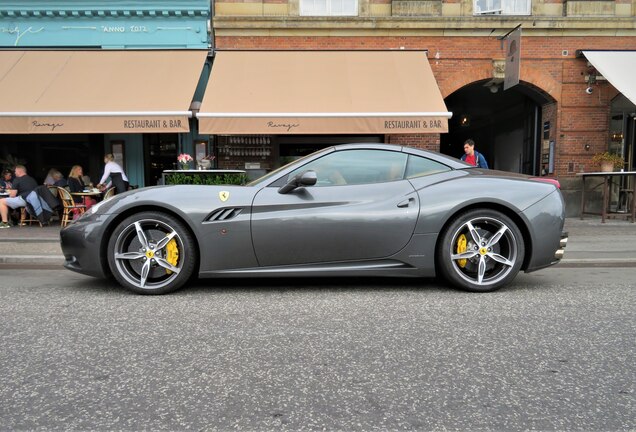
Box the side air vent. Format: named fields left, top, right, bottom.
left=205, top=208, right=243, bottom=222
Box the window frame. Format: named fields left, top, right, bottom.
left=473, top=0, right=531, bottom=16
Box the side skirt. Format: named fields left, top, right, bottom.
left=199, top=259, right=429, bottom=278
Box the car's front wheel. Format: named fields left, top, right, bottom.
left=107, top=212, right=197, bottom=294
left=438, top=209, right=525, bottom=292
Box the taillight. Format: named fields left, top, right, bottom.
left=530, top=177, right=560, bottom=189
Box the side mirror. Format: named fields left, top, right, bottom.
left=278, top=170, right=317, bottom=194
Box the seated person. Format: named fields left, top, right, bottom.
left=0, top=169, right=13, bottom=191
left=68, top=165, right=86, bottom=196
left=44, top=168, right=62, bottom=186
left=326, top=168, right=347, bottom=185
left=47, top=169, right=67, bottom=188
left=68, top=165, right=95, bottom=209
left=0, top=165, right=37, bottom=229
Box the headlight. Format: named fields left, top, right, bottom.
left=81, top=200, right=107, bottom=218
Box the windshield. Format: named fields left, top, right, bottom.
left=245, top=147, right=333, bottom=186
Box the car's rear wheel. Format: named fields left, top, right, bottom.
left=438, top=209, right=525, bottom=292
left=107, top=212, right=196, bottom=294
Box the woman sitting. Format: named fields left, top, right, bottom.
left=68, top=165, right=95, bottom=210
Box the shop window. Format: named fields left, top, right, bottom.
left=474, top=0, right=531, bottom=15
left=300, top=0, right=358, bottom=16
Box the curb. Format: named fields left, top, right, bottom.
left=0, top=255, right=64, bottom=265
left=0, top=238, right=59, bottom=243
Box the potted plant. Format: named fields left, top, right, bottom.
left=592, top=152, right=623, bottom=172
left=177, top=153, right=194, bottom=170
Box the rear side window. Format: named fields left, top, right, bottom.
left=405, top=155, right=451, bottom=179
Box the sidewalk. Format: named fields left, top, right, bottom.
left=0, top=225, right=63, bottom=266
left=0, top=218, right=635, bottom=268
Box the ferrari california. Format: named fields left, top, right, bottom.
left=61, top=143, right=568, bottom=294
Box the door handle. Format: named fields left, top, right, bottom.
left=397, top=198, right=414, bottom=208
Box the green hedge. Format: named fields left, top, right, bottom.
left=165, top=172, right=248, bottom=186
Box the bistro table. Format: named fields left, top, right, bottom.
left=577, top=171, right=636, bottom=223
left=71, top=189, right=103, bottom=204
left=71, top=189, right=102, bottom=197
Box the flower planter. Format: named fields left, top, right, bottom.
left=600, top=161, right=614, bottom=172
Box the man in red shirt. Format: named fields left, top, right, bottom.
left=461, top=139, right=489, bottom=169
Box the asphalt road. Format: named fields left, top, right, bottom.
left=1, top=268, right=634, bottom=431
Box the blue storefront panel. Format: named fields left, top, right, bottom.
left=0, top=1, right=210, bottom=49
left=0, top=1, right=211, bottom=188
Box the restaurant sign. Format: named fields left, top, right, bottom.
left=199, top=115, right=449, bottom=135
left=0, top=116, right=191, bottom=134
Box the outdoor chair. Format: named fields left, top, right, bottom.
left=102, top=187, right=116, bottom=201
left=57, top=186, right=85, bottom=227
left=19, top=207, right=42, bottom=227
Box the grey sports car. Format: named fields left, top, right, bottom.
left=61, top=143, right=567, bottom=295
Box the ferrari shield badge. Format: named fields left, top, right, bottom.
left=219, top=191, right=230, bottom=202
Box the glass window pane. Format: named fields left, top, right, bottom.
left=474, top=0, right=502, bottom=14
left=405, top=155, right=451, bottom=179
left=288, top=150, right=408, bottom=186
left=301, top=0, right=328, bottom=15
left=501, top=0, right=530, bottom=14
left=301, top=0, right=356, bottom=15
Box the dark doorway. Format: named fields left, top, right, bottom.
left=143, top=134, right=179, bottom=186
left=441, top=80, right=551, bottom=175
left=609, top=94, right=636, bottom=171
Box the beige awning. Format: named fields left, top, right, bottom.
left=583, top=51, right=636, bottom=105
left=0, top=50, right=207, bottom=134
left=197, top=51, right=451, bottom=135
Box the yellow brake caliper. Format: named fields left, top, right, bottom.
left=165, top=239, right=179, bottom=274
left=456, top=234, right=467, bottom=268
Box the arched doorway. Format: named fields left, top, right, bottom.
left=441, top=80, right=555, bottom=175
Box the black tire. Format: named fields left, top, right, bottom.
left=437, top=209, right=525, bottom=292
left=107, top=211, right=197, bottom=295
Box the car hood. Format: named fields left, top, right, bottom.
left=90, top=184, right=257, bottom=217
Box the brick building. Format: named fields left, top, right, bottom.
left=209, top=0, right=636, bottom=214
left=1, top=0, right=634, bottom=213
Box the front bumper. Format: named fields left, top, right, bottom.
left=60, top=215, right=110, bottom=278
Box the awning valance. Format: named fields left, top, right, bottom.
left=0, top=50, right=207, bottom=134
left=583, top=50, right=636, bottom=106
left=197, top=50, right=451, bottom=135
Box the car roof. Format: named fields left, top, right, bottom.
left=332, top=143, right=470, bottom=170
left=248, top=142, right=473, bottom=187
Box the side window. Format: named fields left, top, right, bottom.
left=287, top=150, right=408, bottom=186
left=405, top=155, right=451, bottom=179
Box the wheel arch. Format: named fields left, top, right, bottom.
left=434, top=202, right=533, bottom=273
left=98, top=205, right=201, bottom=278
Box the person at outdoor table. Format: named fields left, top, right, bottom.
left=0, top=165, right=38, bottom=229
left=68, top=165, right=95, bottom=209
left=44, top=169, right=67, bottom=188
left=0, top=169, right=13, bottom=190
left=97, top=153, right=128, bottom=195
